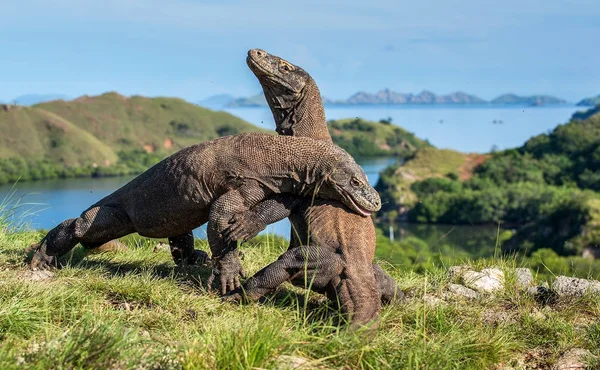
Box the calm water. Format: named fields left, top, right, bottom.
left=0, top=157, right=400, bottom=239
left=224, top=104, right=583, bottom=153
left=1, top=105, right=583, bottom=259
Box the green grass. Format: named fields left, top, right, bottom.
left=0, top=220, right=599, bottom=369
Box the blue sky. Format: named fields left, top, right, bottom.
left=1, top=0, right=598, bottom=102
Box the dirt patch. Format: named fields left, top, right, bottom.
left=553, top=348, right=593, bottom=370
left=19, top=270, right=55, bottom=282
left=163, top=137, right=173, bottom=149
left=143, top=144, right=155, bottom=153
left=398, top=169, right=419, bottom=182
left=458, top=153, right=490, bottom=181
left=378, top=142, right=391, bottom=151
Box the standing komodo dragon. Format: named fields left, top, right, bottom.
left=27, top=133, right=382, bottom=295
left=221, top=49, right=403, bottom=327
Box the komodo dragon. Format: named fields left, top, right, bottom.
left=27, top=133, right=382, bottom=295
left=221, top=49, right=403, bottom=327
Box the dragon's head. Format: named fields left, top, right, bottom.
left=316, top=148, right=382, bottom=217
left=246, top=48, right=310, bottom=102
left=246, top=48, right=329, bottom=140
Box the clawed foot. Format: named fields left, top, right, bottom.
left=221, top=289, right=244, bottom=303
left=26, top=243, right=56, bottom=271
left=221, top=287, right=261, bottom=304
left=222, top=213, right=264, bottom=244
left=207, top=250, right=247, bottom=295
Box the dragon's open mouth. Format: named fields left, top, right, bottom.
left=346, top=195, right=374, bottom=217
left=339, top=188, right=377, bottom=217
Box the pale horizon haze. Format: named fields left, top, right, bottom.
left=1, top=0, right=598, bottom=103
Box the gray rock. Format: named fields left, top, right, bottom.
left=422, top=294, right=443, bottom=307
left=553, top=276, right=600, bottom=297
left=446, top=284, right=480, bottom=299
left=515, top=268, right=534, bottom=289
left=153, top=242, right=170, bottom=253
left=462, top=268, right=504, bottom=293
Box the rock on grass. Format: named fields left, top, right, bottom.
left=462, top=268, right=504, bottom=293
left=552, top=276, right=600, bottom=297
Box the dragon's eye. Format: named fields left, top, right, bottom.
left=281, top=62, right=293, bottom=72
left=350, top=178, right=361, bottom=188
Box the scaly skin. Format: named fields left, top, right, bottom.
left=222, top=49, right=404, bottom=328
left=27, top=133, right=381, bottom=295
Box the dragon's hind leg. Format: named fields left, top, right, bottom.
left=222, top=245, right=342, bottom=303
left=29, top=206, right=135, bottom=270
left=372, top=263, right=405, bottom=304
left=168, top=232, right=209, bottom=266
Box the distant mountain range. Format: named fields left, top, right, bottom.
left=198, top=89, right=571, bottom=108
left=343, top=89, right=488, bottom=105
left=196, top=94, right=237, bottom=109
left=576, top=94, right=600, bottom=107
left=7, top=90, right=580, bottom=109
left=221, top=94, right=267, bottom=108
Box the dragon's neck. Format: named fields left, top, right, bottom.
left=268, top=79, right=331, bottom=142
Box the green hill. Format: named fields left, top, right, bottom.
left=376, top=105, right=600, bottom=256
left=0, top=93, right=426, bottom=185
left=0, top=93, right=265, bottom=184
left=327, top=117, right=431, bottom=157
left=35, top=92, right=262, bottom=153
left=0, top=105, right=118, bottom=167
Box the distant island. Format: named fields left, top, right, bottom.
left=576, top=94, right=600, bottom=107
left=490, top=94, right=567, bottom=106
left=201, top=89, right=570, bottom=108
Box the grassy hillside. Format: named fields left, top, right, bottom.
left=375, top=147, right=489, bottom=216
left=0, top=106, right=118, bottom=167
left=35, top=92, right=263, bottom=154
left=0, top=94, right=426, bottom=185
left=377, top=105, right=600, bottom=257
left=1, top=224, right=599, bottom=369
left=0, top=93, right=267, bottom=185
left=327, top=118, right=431, bottom=157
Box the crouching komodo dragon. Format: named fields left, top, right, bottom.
left=221, top=49, right=404, bottom=327
left=28, top=133, right=382, bottom=295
